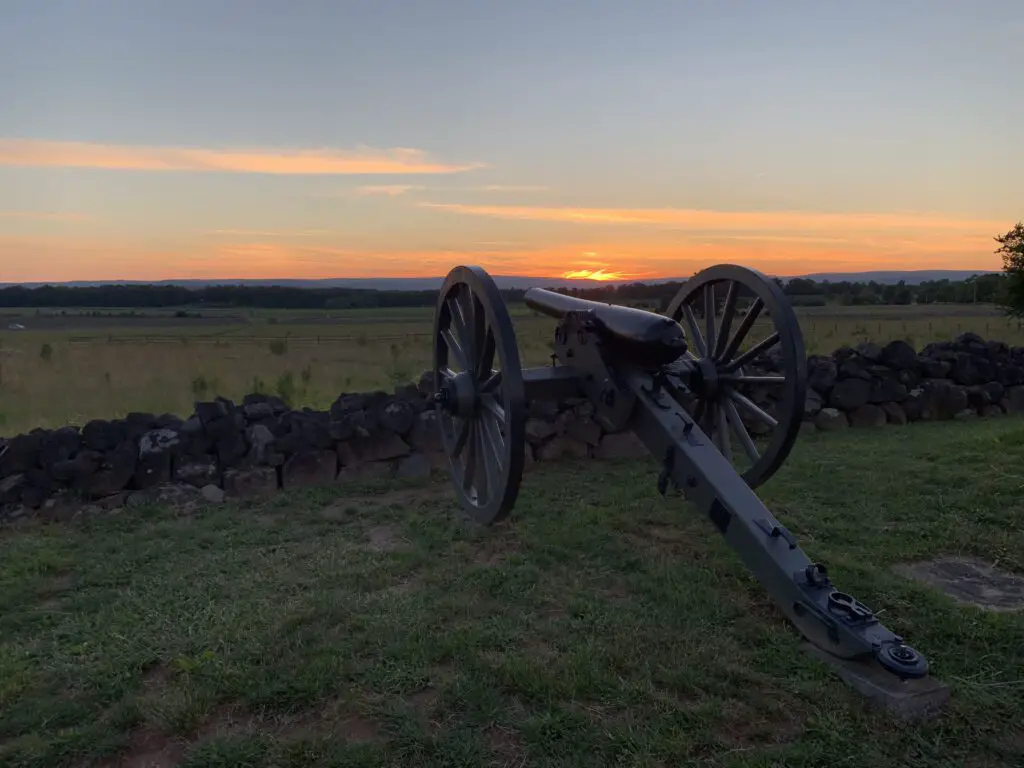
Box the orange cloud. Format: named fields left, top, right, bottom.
left=203, top=229, right=330, bottom=238
left=0, top=139, right=483, bottom=175
left=417, top=203, right=1006, bottom=233
left=353, top=184, right=422, bottom=197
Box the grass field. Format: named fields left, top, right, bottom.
left=1, top=302, right=1023, bottom=435
left=1, top=417, right=1023, bottom=766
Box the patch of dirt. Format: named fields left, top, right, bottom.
left=716, top=698, right=807, bottom=748
left=484, top=723, right=526, bottom=766
left=365, top=524, right=406, bottom=552
left=95, top=726, right=188, bottom=768
left=140, top=663, right=174, bottom=691
left=470, top=532, right=522, bottom=566
left=896, top=556, right=1024, bottom=611
left=626, top=524, right=711, bottom=560
left=405, top=686, right=439, bottom=724
left=321, top=483, right=446, bottom=520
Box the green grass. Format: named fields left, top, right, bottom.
left=2, top=302, right=1023, bottom=434
left=2, top=418, right=1023, bottom=766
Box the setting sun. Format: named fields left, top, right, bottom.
left=561, top=268, right=630, bottom=281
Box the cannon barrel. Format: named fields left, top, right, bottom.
left=523, top=287, right=609, bottom=319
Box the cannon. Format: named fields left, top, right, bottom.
left=429, top=263, right=934, bottom=691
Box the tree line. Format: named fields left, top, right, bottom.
left=0, top=274, right=1008, bottom=311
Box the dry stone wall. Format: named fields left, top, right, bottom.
left=1, top=332, right=1023, bottom=524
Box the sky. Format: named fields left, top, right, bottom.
left=0, top=0, right=1022, bottom=283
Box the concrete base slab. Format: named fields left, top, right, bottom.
left=802, top=643, right=950, bottom=720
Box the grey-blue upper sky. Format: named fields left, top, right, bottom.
left=0, top=0, right=1021, bottom=280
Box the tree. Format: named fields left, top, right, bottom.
left=995, top=221, right=1024, bottom=317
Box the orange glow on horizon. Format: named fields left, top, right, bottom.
left=0, top=231, right=1004, bottom=284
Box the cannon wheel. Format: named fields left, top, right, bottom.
left=663, top=264, right=807, bottom=489
left=432, top=266, right=527, bottom=524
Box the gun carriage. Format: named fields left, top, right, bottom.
left=430, top=263, right=931, bottom=687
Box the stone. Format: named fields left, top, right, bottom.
left=216, top=431, right=249, bottom=467
left=246, top=424, right=282, bottom=466
left=346, top=433, right=410, bottom=463
left=799, top=421, right=817, bottom=435
left=881, top=402, right=908, bottom=425
left=813, top=407, right=848, bottom=431
left=804, top=388, right=824, bottom=417
left=848, top=404, right=887, bottom=428
left=801, top=643, right=949, bottom=720
left=880, top=340, right=918, bottom=370
left=524, top=418, right=557, bottom=444
left=39, top=492, right=84, bottom=522
left=868, top=376, right=908, bottom=404
left=38, top=427, right=82, bottom=465
left=380, top=400, right=416, bottom=435
left=807, top=356, right=838, bottom=394
left=0, top=473, right=26, bottom=504
left=281, top=450, right=338, bottom=489
left=897, top=557, right=1024, bottom=612
left=0, top=433, right=41, bottom=475
left=407, top=411, right=443, bottom=453
left=337, top=460, right=396, bottom=483
left=223, top=466, right=279, bottom=499
left=133, top=451, right=172, bottom=490
left=200, top=484, right=226, bottom=503
left=78, top=443, right=136, bottom=498
left=981, top=404, right=1004, bottom=417
left=918, top=380, right=969, bottom=421
left=567, top=416, right=603, bottom=447
left=243, top=402, right=275, bottom=421
left=81, top=420, right=123, bottom=452
left=829, top=378, right=871, bottom=410
left=396, top=452, right=432, bottom=479
left=535, top=435, right=589, bottom=461
left=174, top=457, right=220, bottom=488
left=1004, top=385, right=1024, bottom=414
left=854, top=341, right=885, bottom=363
left=593, top=431, right=648, bottom=460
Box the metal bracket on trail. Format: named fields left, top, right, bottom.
left=428, top=262, right=941, bottom=708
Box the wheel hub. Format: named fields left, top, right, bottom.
left=688, top=356, right=721, bottom=400
left=438, top=371, right=479, bottom=418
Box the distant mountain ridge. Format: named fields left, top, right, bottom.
left=0, top=269, right=999, bottom=291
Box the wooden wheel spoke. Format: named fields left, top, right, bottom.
left=479, top=414, right=505, bottom=494
left=715, top=401, right=732, bottom=463
left=480, top=394, right=506, bottom=423
left=723, top=331, right=780, bottom=374
left=703, top=283, right=717, bottom=356
left=440, top=328, right=470, bottom=371
left=729, top=389, right=778, bottom=429
left=461, top=422, right=479, bottom=494
left=719, top=296, right=764, bottom=366
left=724, top=398, right=759, bottom=462
left=713, top=281, right=739, bottom=361
left=720, top=374, right=786, bottom=385
left=452, top=417, right=470, bottom=458
left=480, top=369, right=502, bottom=394
left=475, top=327, right=496, bottom=380
left=682, top=305, right=707, bottom=357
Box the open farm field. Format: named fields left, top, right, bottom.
left=1, top=302, right=1023, bottom=435
left=2, top=417, right=1023, bottom=767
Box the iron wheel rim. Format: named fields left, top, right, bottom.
left=663, top=264, right=807, bottom=489
left=432, top=266, right=526, bottom=524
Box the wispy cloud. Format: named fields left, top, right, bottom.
left=0, top=210, right=92, bottom=222
left=353, top=184, right=422, bottom=197
left=0, top=139, right=484, bottom=175
left=417, top=203, right=1005, bottom=233
left=203, top=228, right=330, bottom=238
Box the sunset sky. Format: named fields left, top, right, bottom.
left=1, top=0, right=1021, bottom=283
